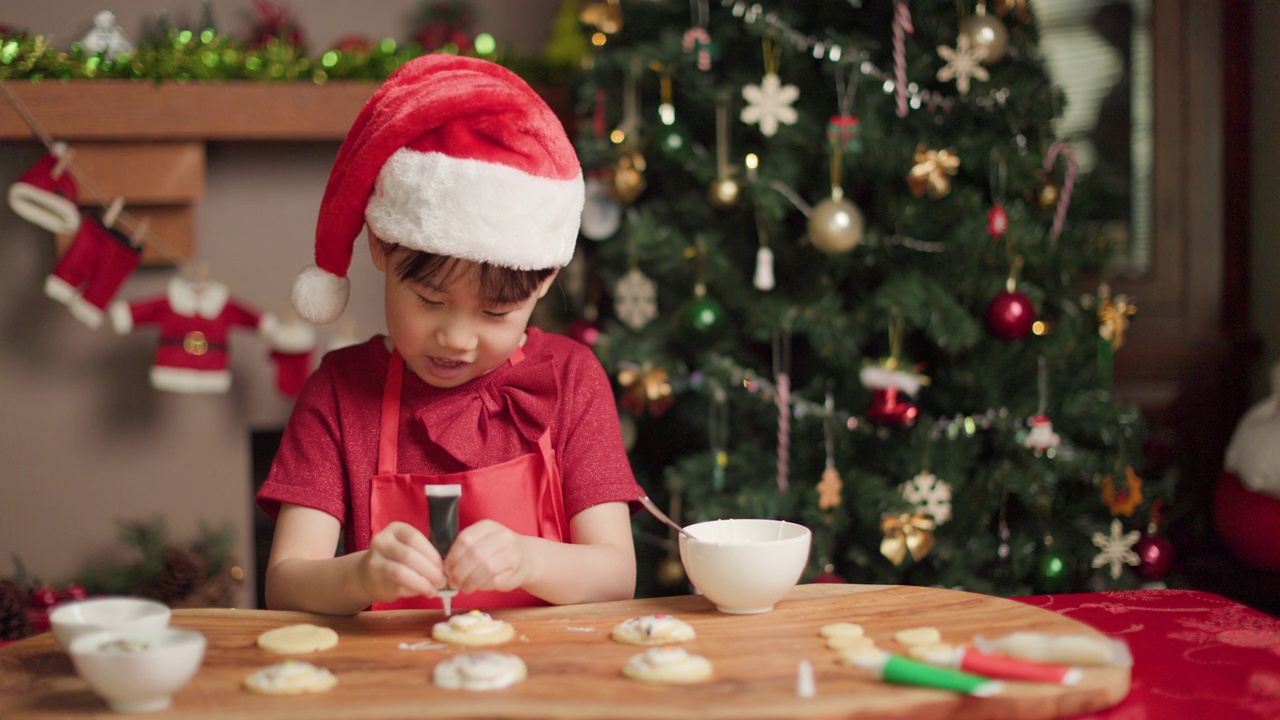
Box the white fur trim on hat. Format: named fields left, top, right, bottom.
left=292, top=266, right=351, bottom=325
left=44, top=275, right=77, bottom=306
left=8, top=182, right=81, bottom=235
left=365, top=150, right=583, bottom=270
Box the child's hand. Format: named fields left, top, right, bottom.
left=445, top=520, right=532, bottom=594
left=361, top=522, right=447, bottom=603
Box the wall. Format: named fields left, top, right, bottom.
left=0, top=1, right=560, bottom=607
left=1253, top=0, right=1280, bottom=397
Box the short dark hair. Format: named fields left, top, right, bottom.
left=382, top=240, right=556, bottom=305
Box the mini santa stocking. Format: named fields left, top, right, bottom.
left=268, top=319, right=317, bottom=397
left=45, top=212, right=142, bottom=328
left=8, top=144, right=81, bottom=235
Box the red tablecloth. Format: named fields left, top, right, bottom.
left=1016, top=589, right=1280, bottom=719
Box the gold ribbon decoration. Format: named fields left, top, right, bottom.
left=880, top=513, right=936, bottom=566
left=617, top=363, right=673, bottom=418
left=906, top=145, right=960, bottom=199
left=1097, top=283, right=1138, bottom=350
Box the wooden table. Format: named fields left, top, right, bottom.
left=0, top=584, right=1128, bottom=719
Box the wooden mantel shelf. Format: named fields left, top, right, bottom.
left=0, top=80, right=379, bottom=141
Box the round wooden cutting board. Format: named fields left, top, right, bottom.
left=0, top=584, right=1128, bottom=719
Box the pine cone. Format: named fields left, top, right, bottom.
left=136, top=547, right=205, bottom=606
left=0, top=580, right=35, bottom=641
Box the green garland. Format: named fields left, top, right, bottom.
left=0, top=28, right=566, bottom=85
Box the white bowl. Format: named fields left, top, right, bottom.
left=50, top=596, right=171, bottom=652
left=678, top=518, right=812, bottom=614
left=69, top=626, right=206, bottom=713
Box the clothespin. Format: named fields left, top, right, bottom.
left=51, top=147, right=75, bottom=180
left=126, top=216, right=150, bottom=250
left=102, top=196, right=125, bottom=228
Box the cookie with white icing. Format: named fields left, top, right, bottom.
left=622, top=646, right=713, bottom=684
left=431, top=610, right=516, bottom=647
left=611, top=614, right=696, bottom=645
left=243, top=660, right=337, bottom=695
left=433, top=652, right=527, bottom=691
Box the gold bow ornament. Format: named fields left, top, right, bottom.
left=617, top=363, right=674, bottom=417
left=880, top=512, right=937, bottom=566
left=906, top=145, right=960, bottom=199
left=1097, top=283, right=1138, bottom=350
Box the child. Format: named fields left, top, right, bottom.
left=255, top=54, right=643, bottom=615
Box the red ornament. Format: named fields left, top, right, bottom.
left=866, top=386, right=919, bottom=428
left=29, top=585, right=59, bottom=609
left=566, top=317, right=602, bottom=347
left=59, top=583, right=88, bottom=602
left=811, top=570, right=847, bottom=584
left=1135, top=533, right=1174, bottom=579
left=987, top=204, right=1009, bottom=240
left=986, top=290, right=1036, bottom=339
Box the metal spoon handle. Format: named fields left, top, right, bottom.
left=638, top=495, right=695, bottom=540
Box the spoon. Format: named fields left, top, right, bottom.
left=638, top=495, right=696, bottom=540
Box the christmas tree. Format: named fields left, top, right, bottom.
left=569, top=0, right=1166, bottom=598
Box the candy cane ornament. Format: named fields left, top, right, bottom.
left=893, top=1, right=914, bottom=118
left=1044, top=141, right=1077, bottom=240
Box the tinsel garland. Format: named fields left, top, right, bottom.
left=0, top=28, right=561, bottom=85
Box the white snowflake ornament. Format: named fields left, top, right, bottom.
left=900, top=471, right=953, bottom=525
left=936, top=34, right=989, bottom=95
left=614, top=267, right=658, bottom=331
left=741, top=73, right=799, bottom=137
left=1090, top=519, right=1141, bottom=580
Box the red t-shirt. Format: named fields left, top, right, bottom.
left=255, top=328, right=642, bottom=553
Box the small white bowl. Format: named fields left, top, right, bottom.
left=69, top=626, right=206, bottom=713
left=678, top=518, right=812, bottom=614
left=50, top=596, right=171, bottom=652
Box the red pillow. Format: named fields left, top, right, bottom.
left=1214, top=470, right=1280, bottom=570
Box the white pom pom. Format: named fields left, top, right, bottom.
left=291, top=266, right=350, bottom=324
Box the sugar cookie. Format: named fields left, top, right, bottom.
left=623, top=646, right=713, bottom=684
left=243, top=660, right=337, bottom=695
left=433, top=652, right=527, bottom=691
left=826, top=634, right=876, bottom=652
left=906, top=642, right=954, bottom=660
left=894, top=626, right=942, bottom=646
left=256, top=623, right=339, bottom=654
left=837, top=646, right=884, bottom=666
left=611, top=614, right=696, bottom=645
left=819, top=622, right=864, bottom=639
left=432, top=610, right=515, bottom=647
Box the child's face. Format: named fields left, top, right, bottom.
left=372, top=241, right=555, bottom=389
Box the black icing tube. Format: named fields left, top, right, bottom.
left=425, top=484, right=462, bottom=557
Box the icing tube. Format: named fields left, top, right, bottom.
left=425, top=484, right=462, bottom=615
left=849, top=651, right=1004, bottom=697
left=923, top=646, right=1082, bottom=685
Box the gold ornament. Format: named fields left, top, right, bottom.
left=808, top=195, right=864, bottom=254
left=617, top=363, right=674, bottom=417
left=1036, top=178, right=1060, bottom=210
left=818, top=466, right=843, bottom=510
left=1101, top=466, right=1144, bottom=517
left=656, top=552, right=687, bottom=587
left=960, top=3, right=1009, bottom=65
left=579, top=0, right=622, bottom=34
left=1097, top=283, right=1138, bottom=350
left=879, top=513, right=936, bottom=566
left=907, top=145, right=960, bottom=199
left=707, top=176, right=742, bottom=208
left=607, top=150, right=647, bottom=204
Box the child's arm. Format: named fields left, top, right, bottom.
left=445, top=501, right=636, bottom=605
left=264, top=504, right=447, bottom=614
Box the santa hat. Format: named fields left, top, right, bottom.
left=8, top=143, right=81, bottom=235
left=292, top=54, right=584, bottom=324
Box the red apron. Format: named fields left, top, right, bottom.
left=368, top=347, right=568, bottom=610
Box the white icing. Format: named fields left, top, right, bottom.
left=434, top=653, right=526, bottom=691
